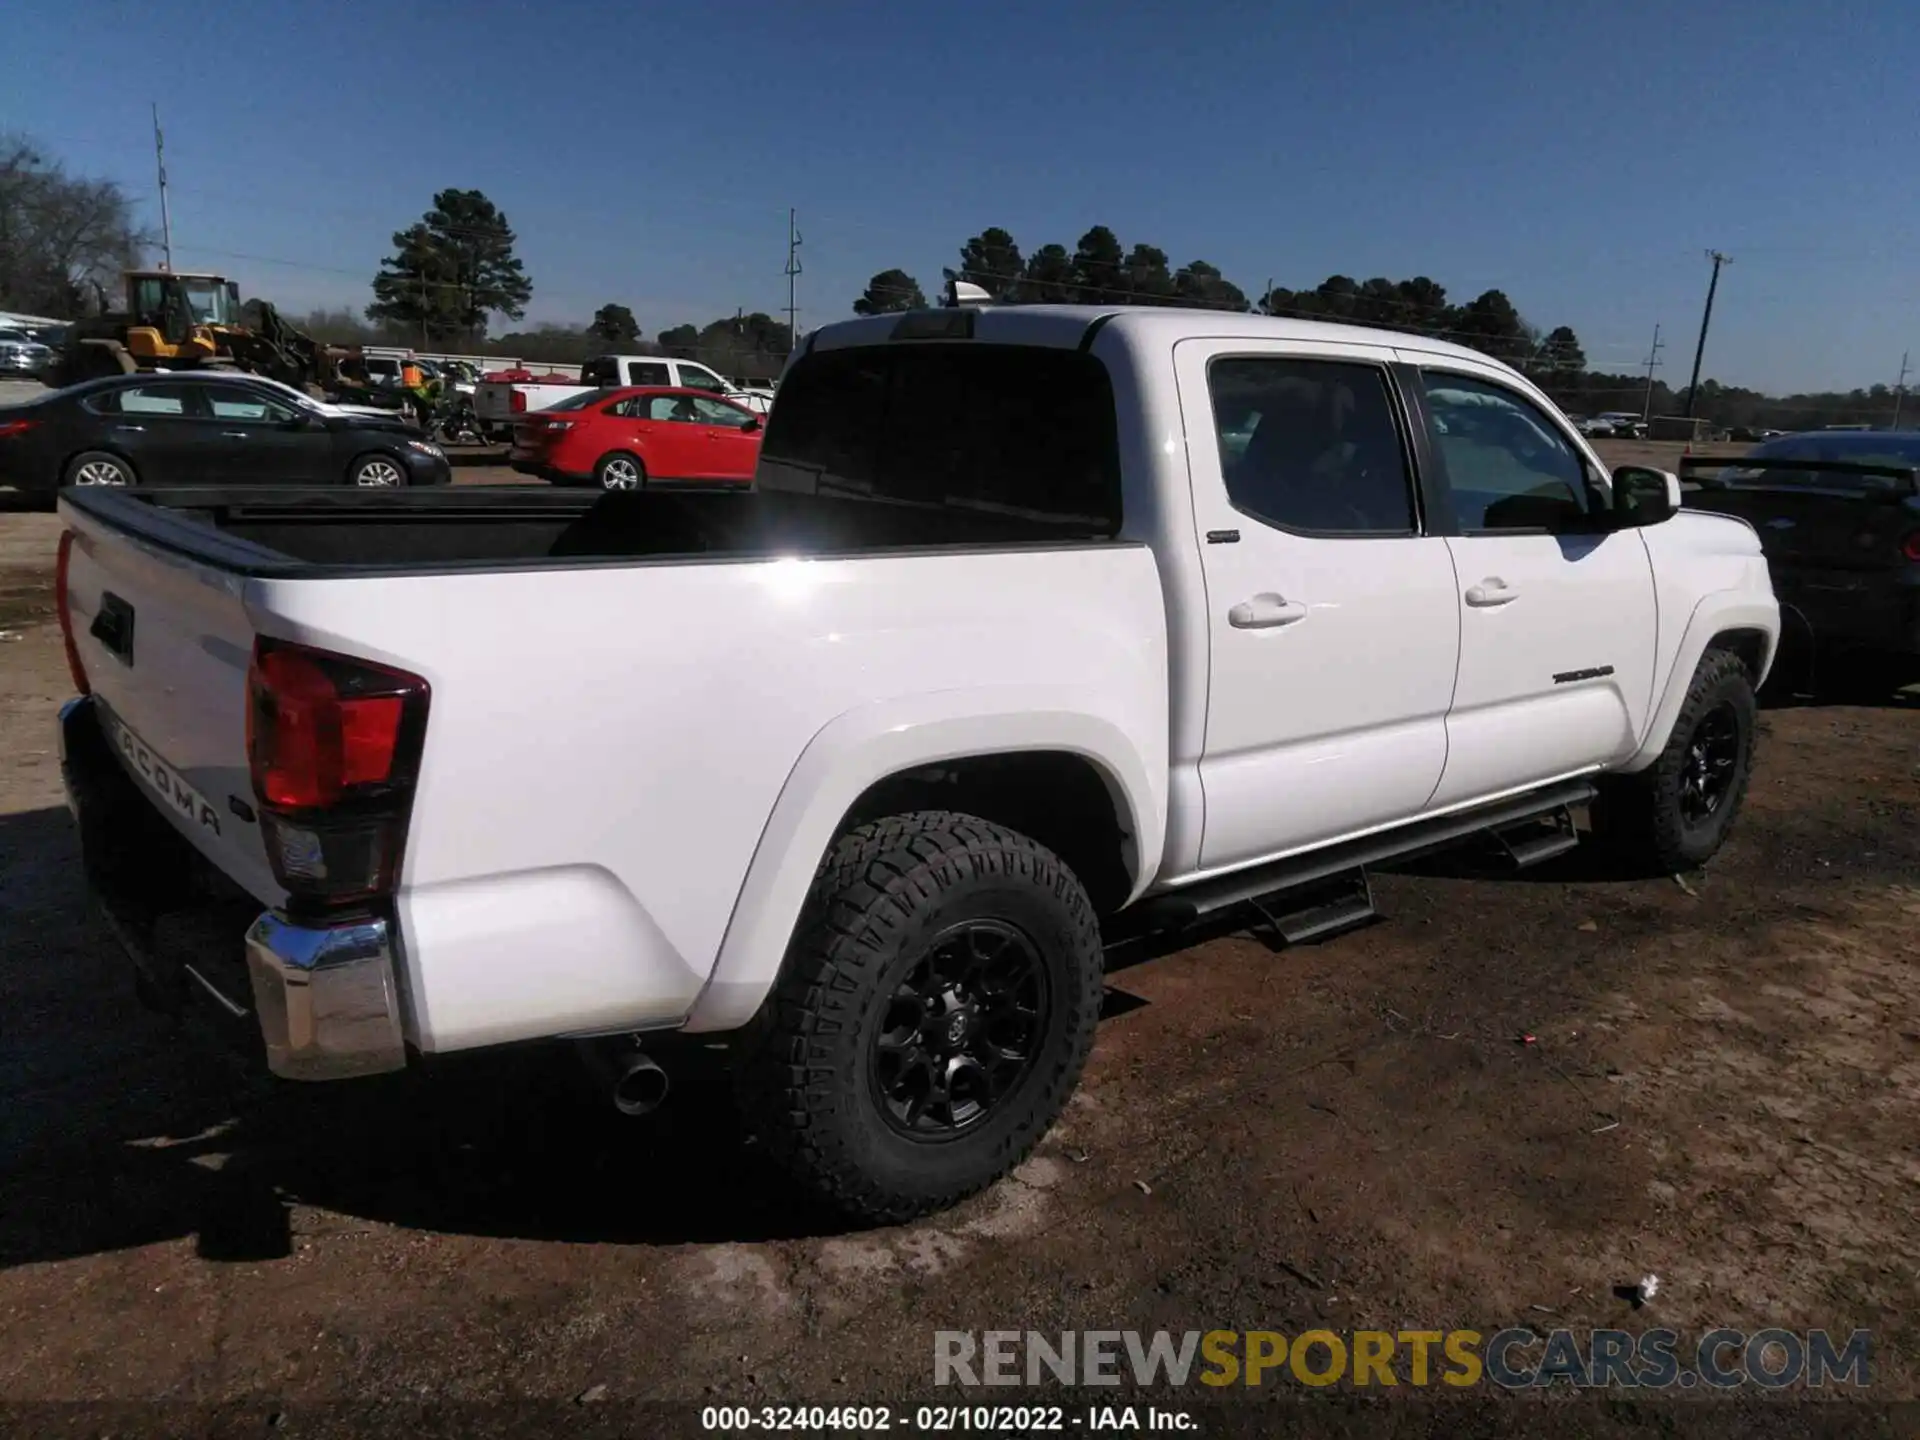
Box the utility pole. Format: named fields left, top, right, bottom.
left=1640, top=322, right=1665, bottom=423
left=151, top=103, right=174, bottom=272
left=1684, top=250, right=1731, bottom=418
left=1895, top=351, right=1912, bottom=430
left=784, top=209, right=802, bottom=354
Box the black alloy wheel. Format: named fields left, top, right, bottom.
left=868, top=919, right=1049, bottom=1138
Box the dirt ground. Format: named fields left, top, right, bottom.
left=0, top=454, right=1916, bottom=1430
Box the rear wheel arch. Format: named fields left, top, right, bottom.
left=684, top=707, right=1163, bottom=1036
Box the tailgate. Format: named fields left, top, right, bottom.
left=473, top=382, right=517, bottom=421
left=59, top=503, right=281, bottom=905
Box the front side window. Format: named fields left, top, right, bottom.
left=758, top=343, right=1122, bottom=532
left=692, top=395, right=754, bottom=427
left=1423, top=371, right=1588, bottom=532
left=1209, top=357, right=1416, bottom=534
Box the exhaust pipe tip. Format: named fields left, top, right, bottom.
left=611, top=1053, right=669, bottom=1117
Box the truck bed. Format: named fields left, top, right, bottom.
left=61, top=486, right=1120, bottom=575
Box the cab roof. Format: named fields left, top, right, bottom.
left=804, top=303, right=1514, bottom=373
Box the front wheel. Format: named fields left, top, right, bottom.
left=64, top=451, right=136, bottom=488
left=348, top=453, right=406, bottom=488
left=1591, top=649, right=1757, bottom=872
left=735, top=811, right=1104, bottom=1224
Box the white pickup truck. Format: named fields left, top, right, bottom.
left=54, top=303, right=1778, bottom=1223
left=473, top=354, right=746, bottom=439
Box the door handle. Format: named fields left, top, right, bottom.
left=1228, top=593, right=1307, bottom=629
left=1464, top=578, right=1519, bottom=607
left=221, top=431, right=250, bottom=439
left=111, top=424, right=145, bottom=434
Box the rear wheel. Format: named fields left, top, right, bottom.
left=348, top=453, right=406, bottom=488
left=595, top=451, right=645, bottom=490
left=1591, top=649, right=1757, bottom=872
left=64, top=451, right=136, bottom=488
left=735, top=811, right=1104, bottom=1224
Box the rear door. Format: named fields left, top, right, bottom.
left=1176, top=339, right=1463, bottom=870
left=631, top=393, right=708, bottom=479
left=60, top=503, right=280, bottom=903
left=199, top=382, right=326, bottom=484
left=89, top=381, right=215, bottom=484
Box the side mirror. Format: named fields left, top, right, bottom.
left=1610, top=465, right=1681, bottom=527
left=742, top=416, right=762, bottom=434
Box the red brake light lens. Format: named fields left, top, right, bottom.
left=1902, top=530, right=1920, bottom=564
left=246, top=639, right=429, bottom=909
left=510, top=390, right=527, bottom=413
left=54, top=530, right=90, bottom=696
left=0, top=418, right=38, bottom=440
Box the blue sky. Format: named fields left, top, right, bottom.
left=4, top=0, right=1915, bottom=393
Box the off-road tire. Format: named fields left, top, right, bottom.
left=734, top=811, right=1104, bottom=1224
left=1590, top=649, right=1757, bottom=873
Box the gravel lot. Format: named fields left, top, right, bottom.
left=0, top=431, right=1914, bottom=1432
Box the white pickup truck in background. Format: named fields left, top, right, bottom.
left=55, top=301, right=1778, bottom=1222
left=473, top=354, right=757, bottom=440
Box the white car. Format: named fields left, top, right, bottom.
left=55, top=302, right=1778, bottom=1223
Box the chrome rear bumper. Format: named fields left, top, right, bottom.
left=244, top=913, right=407, bottom=1081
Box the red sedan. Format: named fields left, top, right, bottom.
left=509, top=386, right=764, bottom=489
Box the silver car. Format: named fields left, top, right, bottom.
left=0, top=328, right=54, bottom=378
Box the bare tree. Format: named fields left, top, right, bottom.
left=0, top=134, right=147, bottom=317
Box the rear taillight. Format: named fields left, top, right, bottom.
left=246, top=638, right=430, bottom=910
left=541, top=419, right=574, bottom=431
left=1902, top=530, right=1920, bottom=563
left=54, top=530, right=89, bottom=695
left=510, top=390, right=527, bottom=413
left=0, top=418, right=38, bottom=440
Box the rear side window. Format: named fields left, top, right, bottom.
left=758, top=344, right=1122, bottom=532
left=1209, top=358, right=1415, bottom=534
left=628, top=362, right=672, bottom=386
left=88, top=382, right=203, bottom=417
left=582, top=357, right=620, bottom=386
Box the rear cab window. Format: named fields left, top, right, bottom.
left=758, top=343, right=1123, bottom=534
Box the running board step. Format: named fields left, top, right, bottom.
left=1247, top=871, right=1376, bottom=947
left=1492, top=806, right=1582, bottom=869
left=1129, top=778, right=1599, bottom=931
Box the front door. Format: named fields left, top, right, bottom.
left=689, top=394, right=762, bottom=480
left=1412, top=366, right=1658, bottom=808
left=196, top=382, right=324, bottom=484
left=1177, top=340, right=1463, bottom=873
